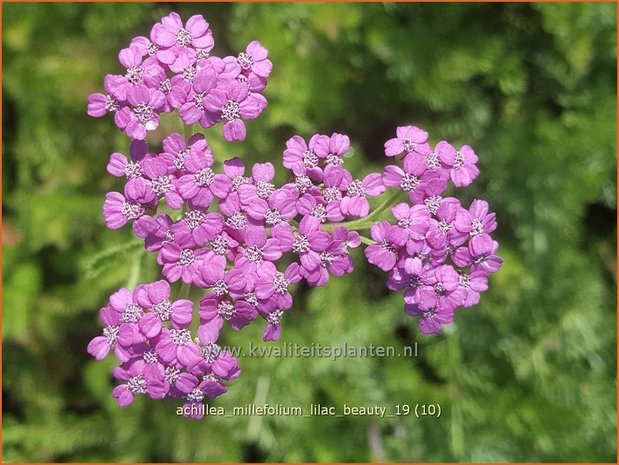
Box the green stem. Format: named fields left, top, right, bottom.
left=184, top=123, right=196, bottom=141
left=322, top=189, right=404, bottom=233
left=126, top=252, right=142, bottom=289
left=178, top=282, right=191, bottom=300
left=359, top=235, right=374, bottom=246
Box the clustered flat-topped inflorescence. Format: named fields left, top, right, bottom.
left=87, top=12, right=502, bottom=419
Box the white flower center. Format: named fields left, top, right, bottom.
left=151, top=175, right=172, bottom=196
left=454, top=151, right=465, bottom=169
left=400, top=173, right=420, bottom=192
left=294, top=176, right=313, bottom=194
left=124, top=161, right=142, bottom=179
left=221, top=100, right=241, bottom=122
left=226, top=212, right=247, bottom=229
left=103, top=325, right=119, bottom=345
left=125, top=65, right=144, bottom=85
left=303, top=150, right=319, bottom=168
left=187, top=387, right=204, bottom=404
left=265, top=208, right=282, bottom=226
left=210, top=235, right=229, bottom=255
left=426, top=152, right=440, bottom=169
left=438, top=220, right=452, bottom=234
left=127, top=375, right=147, bottom=394
left=322, top=187, right=342, bottom=202
left=292, top=235, right=310, bottom=254
left=217, top=301, right=235, bottom=320
left=201, top=342, right=221, bottom=363
left=159, top=78, right=172, bottom=94
left=212, top=279, right=229, bottom=297
left=471, top=218, right=484, bottom=236
left=346, top=180, right=366, bottom=197
left=178, top=249, right=195, bottom=266
left=312, top=204, right=327, bottom=222
left=164, top=366, right=181, bottom=383
left=175, top=28, right=193, bottom=46
left=170, top=328, right=191, bottom=346
left=273, top=272, right=290, bottom=294
left=255, top=180, right=275, bottom=199
left=123, top=304, right=143, bottom=323
left=245, top=245, right=263, bottom=263
left=320, top=251, right=335, bottom=268
left=195, top=168, right=215, bottom=187
left=175, top=148, right=189, bottom=170
left=244, top=292, right=258, bottom=307
left=237, top=52, right=254, bottom=70
left=120, top=201, right=144, bottom=220
left=403, top=139, right=416, bottom=152
left=105, top=95, right=119, bottom=112
left=153, top=300, right=172, bottom=321
left=182, top=64, right=197, bottom=82
left=185, top=210, right=206, bottom=229
left=231, top=175, right=250, bottom=191
left=133, top=103, right=154, bottom=125
left=143, top=350, right=158, bottom=363
left=267, top=309, right=283, bottom=325
left=424, top=196, right=442, bottom=215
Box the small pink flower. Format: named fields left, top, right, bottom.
left=199, top=295, right=257, bottom=340
left=436, top=141, right=480, bottom=187
left=172, top=210, right=224, bottom=248
left=247, top=188, right=298, bottom=226
left=103, top=178, right=154, bottom=230
left=452, top=234, right=503, bottom=273
left=115, top=85, right=165, bottom=140
left=157, top=234, right=208, bottom=285
left=237, top=40, right=273, bottom=79
left=134, top=280, right=194, bottom=337
left=254, top=262, right=302, bottom=312
left=141, top=156, right=184, bottom=210
left=384, top=125, right=431, bottom=157
left=365, top=221, right=408, bottom=272
left=404, top=302, right=455, bottom=335
left=282, top=134, right=326, bottom=180
left=87, top=74, right=126, bottom=117
left=272, top=216, right=331, bottom=272
left=234, top=225, right=282, bottom=277
left=112, top=360, right=166, bottom=407
left=133, top=213, right=175, bottom=252
left=106, top=139, right=148, bottom=179
left=155, top=327, right=202, bottom=367
left=176, top=149, right=231, bottom=209
left=313, top=133, right=350, bottom=166
left=204, top=80, right=267, bottom=141
left=237, top=162, right=275, bottom=204
left=151, top=12, right=215, bottom=53
left=174, top=63, right=222, bottom=127
left=391, top=203, right=431, bottom=241
left=339, top=172, right=385, bottom=218
left=161, top=132, right=209, bottom=173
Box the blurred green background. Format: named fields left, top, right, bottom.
left=2, top=2, right=617, bottom=462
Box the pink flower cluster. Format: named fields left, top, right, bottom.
left=87, top=280, right=237, bottom=413
left=87, top=12, right=270, bottom=142
left=366, top=126, right=502, bottom=334
left=88, top=13, right=501, bottom=418
left=102, top=131, right=364, bottom=340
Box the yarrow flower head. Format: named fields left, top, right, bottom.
left=88, top=11, right=501, bottom=419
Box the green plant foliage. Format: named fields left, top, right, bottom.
left=3, top=3, right=616, bottom=462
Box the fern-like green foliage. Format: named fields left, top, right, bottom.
left=3, top=3, right=616, bottom=462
